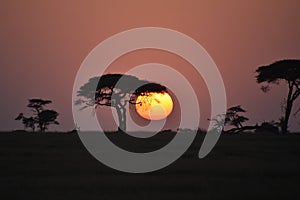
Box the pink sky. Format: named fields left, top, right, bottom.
left=1, top=0, right=300, bottom=131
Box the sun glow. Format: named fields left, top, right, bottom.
left=135, top=92, right=173, bottom=120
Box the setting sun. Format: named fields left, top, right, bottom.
left=136, top=92, right=173, bottom=120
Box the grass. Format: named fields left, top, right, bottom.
left=0, top=131, right=299, bottom=199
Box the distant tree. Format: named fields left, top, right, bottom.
left=15, top=99, right=59, bottom=132
left=208, top=105, right=250, bottom=134
left=256, top=59, right=300, bottom=133
left=27, top=99, right=52, bottom=131
left=75, top=74, right=167, bottom=131
left=225, top=105, right=249, bottom=129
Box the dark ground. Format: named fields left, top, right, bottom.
left=0, top=131, right=299, bottom=200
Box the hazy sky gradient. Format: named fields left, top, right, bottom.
left=1, top=0, right=300, bottom=131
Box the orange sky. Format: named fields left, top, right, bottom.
left=1, top=0, right=300, bottom=131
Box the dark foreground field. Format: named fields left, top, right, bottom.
left=0, top=131, right=299, bottom=200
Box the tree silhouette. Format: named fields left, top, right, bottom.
left=209, top=105, right=250, bottom=134
left=38, top=110, right=59, bottom=132
left=256, top=59, right=300, bottom=133
left=15, top=99, right=59, bottom=132
left=225, top=105, right=249, bottom=129
left=75, top=74, right=167, bottom=131
left=27, top=99, right=52, bottom=131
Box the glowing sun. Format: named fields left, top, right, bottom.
left=136, top=92, right=173, bottom=120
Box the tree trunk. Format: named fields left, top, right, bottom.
left=41, top=122, right=47, bottom=133
left=116, top=105, right=126, bottom=132
left=283, top=99, right=293, bottom=134
left=40, top=124, right=45, bottom=133
left=35, top=108, right=43, bottom=133
left=121, top=106, right=126, bottom=132
left=283, top=84, right=294, bottom=134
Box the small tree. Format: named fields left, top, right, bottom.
left=256, top=59, right=300, bottom=133
left=15, top=99, right=59, bottom=132
left=225, top=105, right=249, bottom=129
left=27, top=99, right=52, bottom=131
left=208, top=105, right=249, bottom=134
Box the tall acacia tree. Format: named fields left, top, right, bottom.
left=256, top=59, right=300, bottom=133
left=75, top=74, right=167, bottom=131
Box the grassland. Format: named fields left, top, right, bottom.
left=0, top=131, right=299, bottom=200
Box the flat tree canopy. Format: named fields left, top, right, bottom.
left=76, top=74, right=167, bottom=131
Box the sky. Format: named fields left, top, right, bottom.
left=0, top=0, right=300, bottom=131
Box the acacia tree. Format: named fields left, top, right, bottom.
left=225, top=105, right=249, bottom=129
left=15, top=99, right=59, bottom=132
left=256, top=59, right=300, bottom=133
left=75, top=74, right=167, bottom=131
left=209, top=105, right=250, bottom=134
